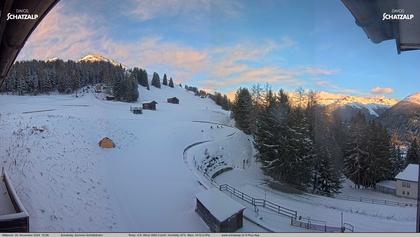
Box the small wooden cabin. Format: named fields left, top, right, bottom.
left=167, top=97, right=179, bottom=104
left=130, top=106, right=143, bottom=114
left=0, top=168, right=29, bottom=232
left=142, top=101, right=158, bottom=110
left=99, top=137, right=115, bottom=148
left=195, top=188, right=245, bottom=232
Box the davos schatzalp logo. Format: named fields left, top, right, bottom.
left=382, top=9, right=414, bottom=20
left=6, top=9, right=38, bottom=21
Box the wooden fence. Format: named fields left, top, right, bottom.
left=0, top=168, right=29, bottom=232
left=335, top=194, right=416, bottom=207
left=219, top=184, right=355, bottom=232
left=291, top=217, right=354, bottom=232
left=219, top=184, right=297, bottom=219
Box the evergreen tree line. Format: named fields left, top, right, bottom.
left=343, top=112, right=405, bottom=188
left=2, top=60, right=178, bottom=103
left=231, top=84, right=407, bottom=195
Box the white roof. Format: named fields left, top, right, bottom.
left=196, top=188, right=245, bottom=222
left=396, top=164, right=419, bottom=182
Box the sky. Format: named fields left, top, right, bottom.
left=18, top=0, right=420, bottom=99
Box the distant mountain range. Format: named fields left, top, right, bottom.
left=288, top=91, right=419, bottom=143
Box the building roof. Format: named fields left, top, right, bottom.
left=396, top=164, right=419, bottom=182
left=342, top=0, right=420, bottom=53
left=196, top=188, right=245, bottom=222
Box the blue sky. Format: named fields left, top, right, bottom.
left=19, top=0, right=420, bottom=99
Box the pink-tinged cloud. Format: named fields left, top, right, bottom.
left=18, top=4, right=209, bottom=82
left=126, top=0, right=242, bottom=21
left=371, top=86, right=394, bottom=95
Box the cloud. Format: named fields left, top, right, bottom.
left=371, top=86, right=394, bottom=95
left=18, top=4, right=106, bottom=60
left=201, top=39, right=336, bottom=90
left=18, top=2, right=338, bottom=92
left=18, top=4, right=209, bottom=82
left=125, top=0, right=242, bottom=21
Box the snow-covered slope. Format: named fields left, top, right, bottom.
left=79, top=54, right=125, bottom=68
left=0, top=85, right=233, bottom=231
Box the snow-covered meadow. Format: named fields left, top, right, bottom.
left=0, top=85, right=416, bottom=232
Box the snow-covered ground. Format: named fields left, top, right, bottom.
left=0, top=85, right=239, bottom=231
left=0, top=84, right=416, bottom=232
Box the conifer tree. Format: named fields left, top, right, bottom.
left=407, top=138, right=419, bottom=164
left=151, top=72, right=161, bottom=88
left=343, top=112, right=369, bottom=188
left=232, top=88, right=252, bottom=134
left=169, top=77, right=174, bottom=88
left=162, top=74, right=168, bottom=86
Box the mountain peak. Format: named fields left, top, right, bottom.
left=79, top=54, right=125, bottom=68
left=403, top=92, right=420, bottom=105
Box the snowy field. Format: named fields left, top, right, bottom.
left=0, top=85, right=416, bottom=232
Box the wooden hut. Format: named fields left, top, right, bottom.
left=0, top=168, right=29, bottom=232
left=130, top=106, right=143, bottom=114
left=142, top=101, right=158, bottom=110
left=99, top=137, right=115, bottom=148
left=167, top=97, right=179, bottom=104
left=195, top=188, right=245, bottom=232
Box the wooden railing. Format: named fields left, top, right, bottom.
left=0, top=168, right=29, bottom=232
left=219, top=184, right=298, bottom=219
left=219, top=184, right=355, bottom=232
left=291, top=217, right=354, bottom=232
left=335, top=194, right=416, bottom=207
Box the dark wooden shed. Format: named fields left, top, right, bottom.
left=167, top=97, right=179, bottom=104
left=142, top=101, right=158, bottom=110
left=195, top=188, right=245, bottom=232
left=0, top=168, right=29, bottom=232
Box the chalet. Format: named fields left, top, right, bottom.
left=0, top=168, right=29, bottom=232
left=195, top=188, right=245, bottom=232
left=130, top=106, right=143, bottom=114
left=167, top=97, right=179, bottom=104
left=142, top=101, right=158, bottom=111
left=106, top=96, right=115, bottom=101
left=395, top=164, right=418, bottom=199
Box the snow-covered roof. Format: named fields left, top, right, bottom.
left=396, top=164, right=419, bottom=182
left=196, top=188, right=245, bottom=222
